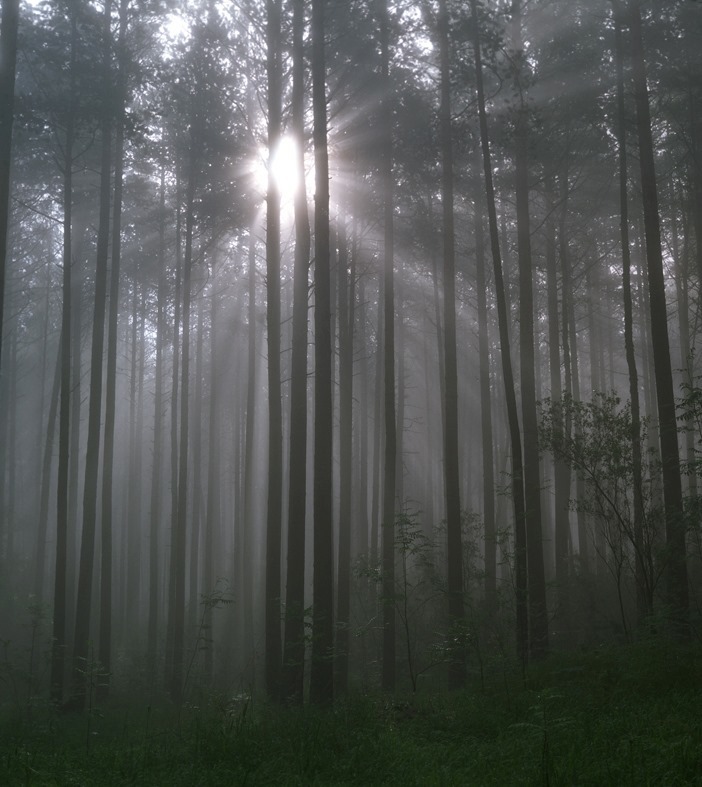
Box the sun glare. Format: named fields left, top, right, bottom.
left=270, top=136, right=300, bottom=200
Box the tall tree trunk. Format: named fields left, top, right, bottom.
left=36, top=338, right=61, bottom=602
left=98, top=0, right=128, bottom=697
left=147, top=155, right=167, bottom=680
left=357, top=268, right=370, bottom=557
left=512, top=0, right=548, bottom=659
left=545, top=173, right=571, bottom=643
left=71, top=0, right=113, bottom=708
left=171, top=144, right=196, bottom=704
left=189, top=296, right=204, bottom=636
left=629, top=0, right=689, bottom=633
left=558, top=171, right=588, bottom=572
left=242, top=227, right=257, bottom=676
left=370, top=280, right=383, bottom=567
left=310, top=0, right=334, bottom=705
left=0, top=0, right=19, bottom=373
left=164, top=173, right=182, bottom=693
left=203, top=272, right=220, bottom=682
left=474, top=165, right=496, bottom=612
left=282, top=0, right=310, bottom=704
left=613, top=8, right=647, bottom=624
left=264, top=0, right=283, bottom=702
left=336, top=214, right=353, bottom=694
left=378, top=0, right=397, bottom=695
left=437, top=0, right=465, bottom=688
left=471, top=0, right=528, bottom=665
left=51, top=14, right=77, bottom=704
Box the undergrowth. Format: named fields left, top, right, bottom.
left=1, top=642, right=701, bottom=785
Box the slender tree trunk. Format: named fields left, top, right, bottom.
left=36, top=339, right=61, bottom=602
left=613, top=9, right=647, bottom=624
left=474, top=166, right=496, bottom=612
left=558, top=171, right=588, bottom=572
left=336, top=215, right=353, bottom=694
left=544, top=174, right=571, bottom=644
left=378, top=0, right=397, bottom=694
left=471, top=0, right=528, bottom=665
left=148, top=156, right=167, bottom=679
left=512, top=0, right=548, bottom=659
left=370, top=280, right=383, bottom=567
left=171, top=144, right=196, bottom=704
left=437, top=0, right=465, bottom=688
left=310, top=0, right=334, bottom=705
left=629, top=0, right=689, bottom=633
left=98, top=0, right=128, bottom=696
left=165, top=174, right=182, bottom=692
left=189, top=297, right=204, bottom=636
left=358, top=270, right=370, bottom=556
left=52, top=17, right=77, bottom=704
left=0, top=0, right=20, bottom=373
left=264, top=0, right=283, bottom=702
left=242, top=227, right=257, bottom=676
left=71, top=0, right=113, bottom=708
left=203, top=273, right=220, bottom=682
left=282, top=0, right=310, bottom=704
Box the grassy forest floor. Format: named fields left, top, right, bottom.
left=1, top=642, right=701, bottom=785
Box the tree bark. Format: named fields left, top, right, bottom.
left=310, top=0, right=334, bottom=705
left=437, top=0, right=465, bottom=688
left=474, top=162, right=496, bottom=612
left=336, top=215, right=353, bottom=694
left=98, top=0, right=129, bottom=696
left=613, top=8, right=647, bottom=624
left=147, top=153, right=167, bottom=680
left=264, top=0, right=283, bottom=701
left=0, top=0, right=20, bottom=373
left=470, top=0, right=528, bottom=665
left=171, top=139, right=197, bottom=704
left=70, top=0, right=113, bottom=709
left=282, top=0, right=310, bottom=704
left=629, top=0, right=689, bottom=633
left=379, top=0, right=397, bottom=695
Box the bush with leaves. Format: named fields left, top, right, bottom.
left=539, top=392, right=665, bottom=638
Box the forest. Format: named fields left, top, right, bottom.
left=1, top=0, right=702, bottom=782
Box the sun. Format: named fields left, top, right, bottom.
left=269, top=136, right=300, bottom=200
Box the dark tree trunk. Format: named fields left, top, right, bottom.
left=614, top=9, right=647, bottom=624
left=189, top=297, right=204, bottom=636
left=282, top=0, right=310, bottom=704
left=165, top=174, right=182, bottom=693
left=379, top=0, right=397, bottom=695
left=471, top=0, right=528, bottom=665
left=512, top=0, right=548, bottom=660
left=148, top=155, right=167, bottom=680
left=51, top=14, right=77, bottom=704
left=544, top=174, right=571, bottom=643
left=71, top=0, right=113, bottom=709
left=629, top=0, right=689, bottom=633
left=203, top=273, right=220, bottom=681
left=0, top=0, right=19, bottom=372
left=264, top=0, right=283, bottom=702
left=171, top=146, right=196, bottom=704
left=370, top=278, right=383, bottom=568
left=336, top=215, right=354, bottom=694
left=474, top=164, right=496, bottom=612
left=36, top=337, right=61, bottom=603
left=437, top=0, right=465, bottom=688
left=357, top=268, right=370, bottom=557
left=310, top=0, right=334, bottom=706
left=98, top=0, right=128, bottom=696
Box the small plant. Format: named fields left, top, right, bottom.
left=182, top=579, right=234, bottom=700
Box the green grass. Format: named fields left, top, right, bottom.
left=2, top=643, right=702, bottom=785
